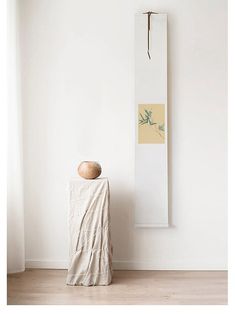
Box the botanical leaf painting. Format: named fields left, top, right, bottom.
left=138, top=104, right=165, bottom=144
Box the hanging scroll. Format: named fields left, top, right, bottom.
left=135, top=13, right=168, bottom=227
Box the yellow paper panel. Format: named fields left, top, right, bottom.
left=138, top=104, right=165, bottom=144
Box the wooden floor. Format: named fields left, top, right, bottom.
left=7, top=269, right=227, bottom=305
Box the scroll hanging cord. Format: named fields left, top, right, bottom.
left=143, top=11, right=158, bottom=60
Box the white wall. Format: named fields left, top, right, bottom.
left=20, top=0, right=227, bottom=270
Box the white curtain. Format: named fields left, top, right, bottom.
left=7, top=0, right=25, bottom=273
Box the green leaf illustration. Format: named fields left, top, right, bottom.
left=158, top=123, right=165, bottom=132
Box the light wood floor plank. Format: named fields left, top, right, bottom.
left=7, top=269, right=227, bottom=305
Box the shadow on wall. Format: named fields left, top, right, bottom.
left=109, top=188, right=135, bottom=263
left=167, top=13, right=173, bottom=227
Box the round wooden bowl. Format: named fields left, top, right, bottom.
left=77, top=161, right=102, bottom=179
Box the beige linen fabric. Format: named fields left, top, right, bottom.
left=66, top=178, right=113, bottom=286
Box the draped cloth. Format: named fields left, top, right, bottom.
left=66, top=178, right=113, bottom=286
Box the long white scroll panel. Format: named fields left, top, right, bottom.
left=135, top=13, right=168, bottom=227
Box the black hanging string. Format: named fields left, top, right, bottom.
left=143, top=11, right=158, bottom=60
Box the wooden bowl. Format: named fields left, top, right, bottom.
left=77, top=161, right=102, bottom=179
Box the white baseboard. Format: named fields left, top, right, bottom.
left=25, top=259, right=227, bottom=271
left=26, top=260, right=68, bottom=269
left=135, top=224, right=169, bottom=228
left=7, top=267, right=25, bottom=274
